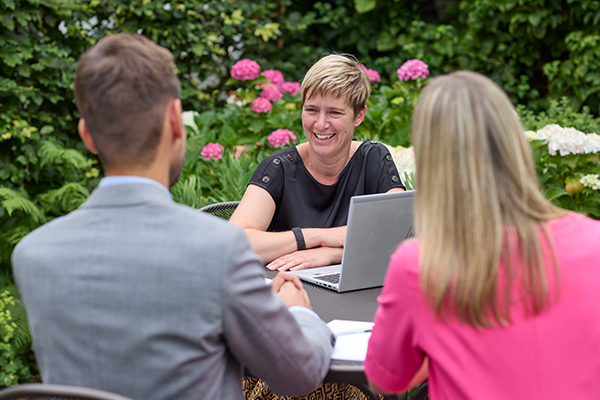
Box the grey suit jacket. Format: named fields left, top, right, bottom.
left=12, top=183, right=333, bottom=400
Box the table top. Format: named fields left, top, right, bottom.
left=264, top=269, right=382, bottom=323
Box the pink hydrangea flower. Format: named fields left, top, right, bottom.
left=260, top=86, right=283, bottom=102
left=261, top=69, right=285, bottom=85
left=279, top=81, right=301, bottom=95
left=250, top=97, right=272, bottom=113
left=232, top=145, right=249, bottom=158
left=268, top=129, right=297, bottom=148
left=397, top=59, right=429, bottom=81
left=201, top=143, right=224, bottom=160
left=360, top=65, right=381, bottom=83
left=230, top=59, right=260, bottom=81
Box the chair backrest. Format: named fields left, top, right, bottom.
left=198, top=201, right=240, bottom=221
left=0, top=383, right=134, bottom=400
left=411, top=381, right=429, bottom=400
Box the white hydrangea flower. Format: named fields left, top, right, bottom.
left=181, top=111, right=199, bottom=134
left=533, top=124, right=600, bottom=156
left=525, top=130, right=538, bottom=141
left=580, top=174, right=600, bottom=190
left=226, top=94, right=245, bottom=106
left=384, top=144, right=416, bottom=176
left=588, top=133, right=600, bottom=152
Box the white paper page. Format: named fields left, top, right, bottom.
left=330, top=332, right=371, bottom=361
left=327, top=319, right=374, bottom=338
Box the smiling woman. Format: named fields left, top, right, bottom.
left=232, top=53, right=406, bottom=400
left=229, top=54, right=405, bottom=273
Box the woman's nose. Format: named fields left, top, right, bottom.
left=315, top=112, right=328, bottom=130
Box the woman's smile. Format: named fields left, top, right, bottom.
left=313, top=132, right=335, bottom=141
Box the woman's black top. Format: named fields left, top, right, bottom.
left=248, top=139, right=405, bottom=232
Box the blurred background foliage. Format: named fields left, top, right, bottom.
left=1, top=0, right=600, bottom=384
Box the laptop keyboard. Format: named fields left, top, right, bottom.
left=313, top=273, right=340, bottom=284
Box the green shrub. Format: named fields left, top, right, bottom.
left=358, top=77, right=426, bottom=147
left=526, top=124, right=600, bottom=218
left=519, top=98, right=600, bottom=219
left=0, top=290, right=33, bottom=387
left=273, top=0, right=600, bottom=114
left=519, top=97, right=600, bottom=133
left=0, top=0, right=99, bottom=278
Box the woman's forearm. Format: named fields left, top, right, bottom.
left=242, top=228, right=298, bottom=264
left=243, top=226, right=347, bottom=264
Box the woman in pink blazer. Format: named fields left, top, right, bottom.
left=364, top=71, right=600, bottom=400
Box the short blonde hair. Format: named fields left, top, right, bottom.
left=412, top=71, right=566, bottom=328
left=301, top=54, right=371, bottom=116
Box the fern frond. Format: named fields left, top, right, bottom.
left=0, top=225, right=33, bottom=246
left=171, top=175, right=207, bottom=209
left=38, top=141, right=87, bottom=170
left=1, top=285, right=31, bottom=352
left=38, top=182, right=90, bottom=214
left=0, top=188, right=45, bottom=224
left=204, top=152, right=258, bottom=203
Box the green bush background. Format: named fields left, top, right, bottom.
left=2, top=0, right=600, bottom=384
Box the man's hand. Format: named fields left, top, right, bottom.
left=266, top=247, right=343, bottom=271
left=275, top=281, right=312, bottom=309
left=270, top=271, right=303, bottom=292
left=271, top=272, right=310, bottom=308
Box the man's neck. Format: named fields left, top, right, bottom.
left=103, top=166, right=169, bottom=188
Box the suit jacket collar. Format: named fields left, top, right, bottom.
left=81, top=183, right=174, bottom=209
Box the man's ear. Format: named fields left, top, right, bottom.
left=78, top=119, right=98, bottom=154
left=354, top=106, right=367, bottom=127
left=167, top=98, right=184, bottom=141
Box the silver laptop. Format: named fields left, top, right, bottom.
left=291, top=190, right=415, bottom=292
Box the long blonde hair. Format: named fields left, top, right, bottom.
left=412, top=71, right=566, bottom=328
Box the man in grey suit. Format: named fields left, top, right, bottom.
left=12, top=33, right=333, bottom=400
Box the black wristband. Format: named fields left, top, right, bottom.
left=291, top=227, right=306, bottom=251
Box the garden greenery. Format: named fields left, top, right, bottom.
left=1, top=0, right=600, bottom=385
left=0, top=290, right=32, bottom=386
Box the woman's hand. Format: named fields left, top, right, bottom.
left=266, top=247, right=343, bottom=271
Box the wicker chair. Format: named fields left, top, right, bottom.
left=198, top=201, right=240, bottom=221
left=0, top=384, right=134, bottom=400
left=411, top=381, right=428, bottom=400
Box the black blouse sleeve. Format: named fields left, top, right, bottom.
left=365, top=142, right=405, bottom=192
left=248, top=152, right=285, bottom=205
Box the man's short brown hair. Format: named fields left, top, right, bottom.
left=74, top=33, right=180, bottom=169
